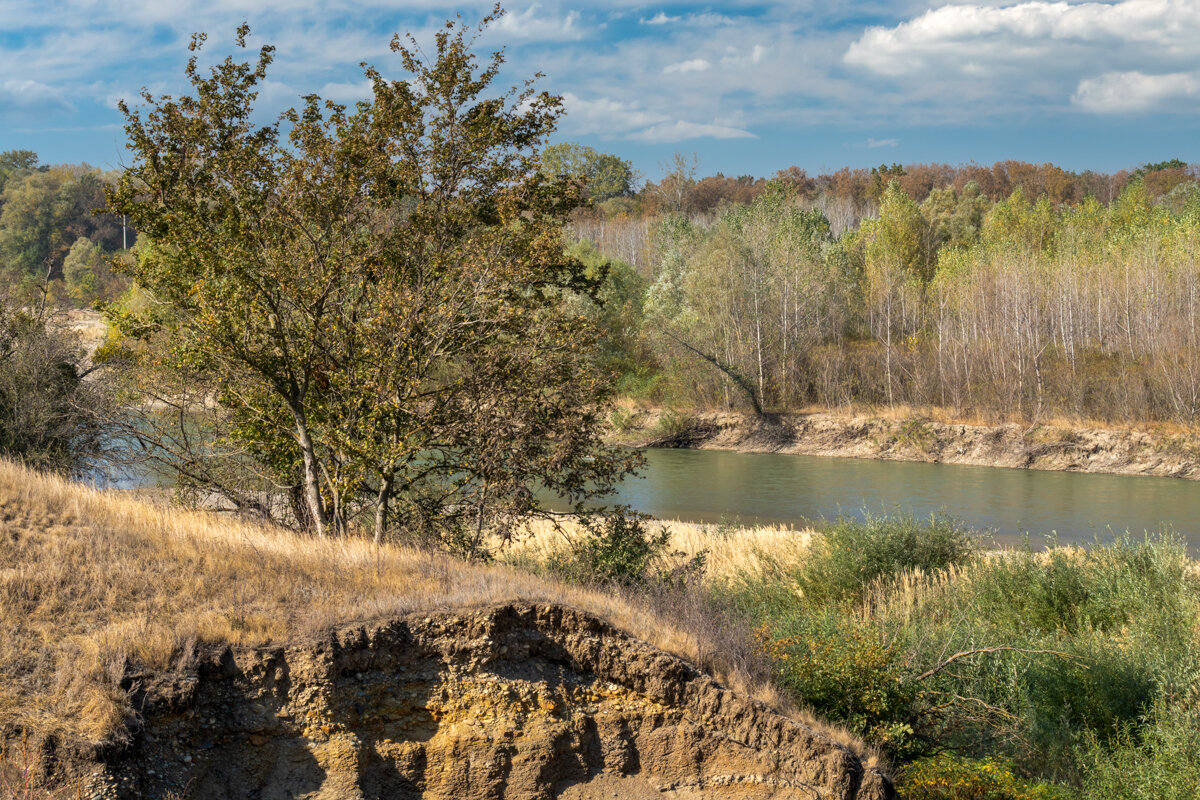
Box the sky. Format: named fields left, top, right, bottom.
left=1, top=0, right=1198, bottom=179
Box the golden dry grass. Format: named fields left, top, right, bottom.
left=505, top=517, right=814, bottom=585
left=0, top=460, right=863, bottom=760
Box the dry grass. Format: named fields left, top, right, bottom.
left=0, top=460, right=864, bottom=760
left=504, top=517, right=814, bottom=585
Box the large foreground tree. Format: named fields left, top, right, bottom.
left=107, top=10, right=638, bottom=547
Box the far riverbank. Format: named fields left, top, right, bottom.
left=611, top=407, right=1200, bottom=481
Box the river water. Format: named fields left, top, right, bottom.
left=597, top=448, right=1198, bottom=551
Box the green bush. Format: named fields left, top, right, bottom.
left=961, top=534, right=1194, bottom=636
left=759, top=609, right=925, bottom=756
left=1080, top=700, right=1200, bottom=800
left=730, top=523, right=1200, bottom=785
left=548, top=508, right=674, bottom=586
left=652, top=407, right=696, bottom=440
left=796, top=513, right=977, bottom=604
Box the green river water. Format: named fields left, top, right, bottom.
left=603, top=448, right=1199, bottom=551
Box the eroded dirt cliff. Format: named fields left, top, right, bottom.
left=79, top=604, right=891, bottom=800
left=627, top=409, right=1200, bottom=480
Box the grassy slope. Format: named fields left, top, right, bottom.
left=0, top=460, right=849, bottom=757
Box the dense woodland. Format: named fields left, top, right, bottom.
left=3, top=145, right=1200, bottom=427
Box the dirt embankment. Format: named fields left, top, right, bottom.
left=66, top=604, right=890, bottom=800
left=622, top=409, right=1200, bottom=480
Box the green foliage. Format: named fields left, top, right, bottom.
left=760, top=610, right=925, bottom=756
left=652, top=407, right=696, bottom=440
left=0, top=150, right=40, bottom=196
left=0, top=167, right=123, bottom=282
left=1080, top=700, right=1200, bottom=800
left=980, top=189, right=1059, bottom=255
left=1136, top=159, right=1187, bottom=175
left=566, top=239, right=650, bottom=380
left=61, top=237, right=122, bottom=306
left=542, top=142, right=635, bottom=201
left=547, top=508, right=673, bottom=586
left=731, top=516, right=1197, bottom=789
left=796, top=513, right=977, bottom=604
left=106, top=13, right=640, bottom=544
left=899, top=754, right=1074, bottom=800
left=865, top=181, right=933, bottom=281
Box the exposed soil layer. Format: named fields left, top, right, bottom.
left=72, top=604, right=891, bottom=800
left=626, top=409, right=1200, bottom=480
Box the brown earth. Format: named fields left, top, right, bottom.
left=623, top=409, right=1200, bottom=480
left=72, top=604, right=890, bottom=800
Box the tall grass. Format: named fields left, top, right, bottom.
left=718, top=513, right=1200, bottom=797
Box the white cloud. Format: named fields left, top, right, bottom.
left=1073, top=71, right=1200, bottom=113
left=841, top=0, right=1200, bottom=118
left=0, top=79, right=74, bottom=115
left=641, top=12, right=679, bottom=25
left=491, top=5, right=584, bottom=41
left=845, top=0, right=1200, bottom=77
left=663, top=58, right=711, bottom=74
left=628, top=120, right=757, bottom=142
left=864, top=137, right=899, bottom=148
left=560, top=92, right=670, bottom=136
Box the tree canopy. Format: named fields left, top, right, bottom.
left=108, top=12, right=638, bottom=548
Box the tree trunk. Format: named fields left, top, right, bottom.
left=294, top=414, right=328, bottom=538
left=374, top=472, right=393, bottom=544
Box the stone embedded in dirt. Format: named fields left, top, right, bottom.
left=79, top=604, right=892, bottom=799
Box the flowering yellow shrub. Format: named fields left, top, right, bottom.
left=899, top=755, right=1074, bottom=800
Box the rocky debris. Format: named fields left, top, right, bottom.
left=77, top=604, right=892, bottom=800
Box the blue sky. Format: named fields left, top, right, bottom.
left=1, top=0, right=1198, bottom=179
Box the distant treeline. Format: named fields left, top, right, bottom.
left=0, top=150, right=130, bottom=305
left=555, top=148, right=1200, bottom=426
left=6, top=143, right=1200, bottom=427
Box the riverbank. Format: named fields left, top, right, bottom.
left=612, top=406, right=1200, bottom=480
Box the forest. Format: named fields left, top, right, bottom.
left=3, top=145, right=1198, bottom=428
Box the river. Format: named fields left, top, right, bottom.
left=594, top=448, right=1198, bottom=551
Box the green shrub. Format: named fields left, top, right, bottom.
left=796, top=513, right=977, bottom=604
left=548, top=508, right=674, bottom=586
left=733, top=527, right=1199, bottom=784
left=1080, top=700, right=1200, bottom=800
left=653, top=407, right=696, bottom=440
left=962, top=535, right=1194, bottom=636
left=759, top=610, right=926, bottom=757
left=607, top=406, right=637, bottom=432
left=899, top=754, right=1074, bottom=800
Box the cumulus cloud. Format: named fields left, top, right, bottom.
left=0, top=79, right=74, bottom=115
left=1073, top=71, right=1200, bottom=113
left=628, top=120, right=757, bottom=142
left=560, top=92, right=670, bottom=136
left=842, top=0, right=1200, bottom=118
left=641, top=12, right=679, bottom=25
left=560, top=93, right=755, bottom=142
left=845, top=0, right=1200, bottom=77
left=663, top=58, right=711, bottom=74
left=491, top=5, right=584, bottom=41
